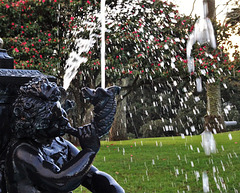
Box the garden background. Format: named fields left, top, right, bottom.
left=1, top=0, right=240, bottom=192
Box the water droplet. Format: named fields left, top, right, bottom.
left=202, top=171, right=209, bottom=192
left=152, top=159, right=155, bottom=165
left=191, top=161, right=194, bottom=167
left=195, top=171, right=200, bottom=181
left=175, top=168, right=179, bottom=176
left=196, top=78, right=203, bottom=92
left=201, top=130, right=216, bottom=155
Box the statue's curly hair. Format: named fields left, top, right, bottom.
left=12, top=77, right=62, bottom=139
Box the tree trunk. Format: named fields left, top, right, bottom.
left=204, top=82, right=225, bottom=132
left=109, top=78, right=128, bottom=141
left=203, top=0, right=225, bottom=133
left=204, top=0, right=216, bottom=19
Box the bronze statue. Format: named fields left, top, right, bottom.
left=3, top=76, right=124, bottom=193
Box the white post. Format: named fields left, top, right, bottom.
left=101, top=0, right=106, bottom=88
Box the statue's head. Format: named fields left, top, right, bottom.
left=12, top=77, right=69, bottom=139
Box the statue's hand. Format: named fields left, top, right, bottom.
left=78, top=124, right=100, bottom=153
left=81, top=86, right=120, bottom=138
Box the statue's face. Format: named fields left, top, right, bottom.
left=36, top=101, right=69, bottom=138
left=13, top=77, right=69, bottom=139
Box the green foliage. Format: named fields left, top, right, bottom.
left=0, top=0, right=89, bottom=76
left=1, top=0, right=239, bottom=81
left=226, top=1, right=240, bottom=34
left=78, top=0, right=195, bottom=83
left=139, top=119, right=167, bottom=138
left=221, top=78, right=240, bottom=131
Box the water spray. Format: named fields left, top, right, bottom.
left=186, top=0, right=216, bottom=74
left=101, top=0, right=106, bottom=89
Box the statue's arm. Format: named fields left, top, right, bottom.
left=64, top=86, right=119, bottom=140
left=65, top=140, right=125, bottom=193
left=10, top=142, right=97, bottom=192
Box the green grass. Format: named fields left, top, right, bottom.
left=74, top=131, right=240, bottom=192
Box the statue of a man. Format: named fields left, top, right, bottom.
left=4, top=77, right=124, bottom=193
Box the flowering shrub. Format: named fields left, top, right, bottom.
left=0, top=0, right=238, bottom=82
left=73, top=0, right=238, bottom=85
left=74, top=0, right=195, bottom=82
left=0, top=0, right=90, bottom=76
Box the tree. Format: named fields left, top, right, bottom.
left=1, top=0, right=238, bottom=140
left=226, top=1, right=240, bottom=34
left=76, top=0, right=237, bottom=138
left=72, top=0, right=198, bottom=140
left=199, top=0, right=240, bottom=133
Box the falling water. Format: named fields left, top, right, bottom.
left=186, top=1, right=216, bottom=69
left=100, top=0, right=106, bottom=88
left=201, top=129, right=216, bottom=156
left=63, top=28, right=97, bottom=90
left=186, top=1, right=216, bottom=92
left=202, top=171, right=210, bottom=192
left=63, top=0, right=106, bottom=90
left=196, top=77, right=203, bottom=92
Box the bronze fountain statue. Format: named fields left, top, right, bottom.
left=0, top=39, right=124, bottom=193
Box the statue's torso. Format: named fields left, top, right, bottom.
left=5, top=137, right=73, bottom=193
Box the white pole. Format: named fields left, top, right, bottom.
left=101, top=0, right=106, bottom=88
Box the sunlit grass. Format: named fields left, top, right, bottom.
left=74, top=130, right=240, bottom=192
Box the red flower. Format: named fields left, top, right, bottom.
left=6, top=4, right=10, bottom=8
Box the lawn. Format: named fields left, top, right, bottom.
left=74, top=131, right=240, bottom=192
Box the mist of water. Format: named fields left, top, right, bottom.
left=63, top=28, right=97, bottom=90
